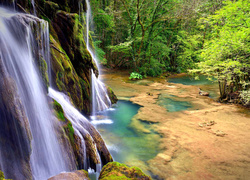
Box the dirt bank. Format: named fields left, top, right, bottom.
left=101, top=69, right=250, bottom=180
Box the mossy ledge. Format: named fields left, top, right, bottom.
left=99, top=162, right=152, bottom=180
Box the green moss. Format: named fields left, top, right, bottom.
left=53, top=100, right=65, bottom=122
left=44, top=1, right=59, bottom=19
left=107, top=87, right=118, bottom=104
left=38, top=56, right=49, bottom=91
left=0, top=171, right=4, bottom=180
left=99, top=162, right=152, bottom=180
left=79, top=78, right=89, bottom=99
left=40, top=15, right=50, bottom=23
left=67, top=122, right=75, bottom=144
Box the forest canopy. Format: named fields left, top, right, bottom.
left=89, top=0, right=249, bottom=105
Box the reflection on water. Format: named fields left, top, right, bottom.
left=91, top=100, right=160, bottom=167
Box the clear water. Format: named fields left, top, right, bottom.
left=92, top=101, right=160, bottom=164
left=168, top=75, right=219, bottom=99
left=168, top=75, right=215, bottom=85
left=158, top=94, right=192, bottom=112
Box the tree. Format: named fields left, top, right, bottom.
left=190, top=0, right=250, bottom=105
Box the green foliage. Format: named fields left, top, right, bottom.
left=94, top=40, right=107, bottom=65
left=139, top=59, right=164, bottom=77
left=89, top=0, right=223, bottom=74
left=240, top=90, right=250, bottom=105
left=89, top=0, right=249, bottom=104
left=129, top=72, right=143, bottom=80
left=191, top=0, right=250, bottom=103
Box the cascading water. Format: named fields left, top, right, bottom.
left=85, top=0, right=112, bottom=117
left=0, top=7, right=68, bottom=179
left=91, top=69, right=112, bottom=115
left=48, top=88, right=102, bottom=175
left=31, top=0, right=36, bottom=15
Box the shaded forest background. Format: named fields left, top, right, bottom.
left=89, top=0, right=249, bottom=105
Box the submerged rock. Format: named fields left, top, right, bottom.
left=99, top=162, right=152, bottom=180
left=48, top=170, right=90, bottom=180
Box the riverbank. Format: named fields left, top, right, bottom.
left=101, top=69, right=250, bottom=180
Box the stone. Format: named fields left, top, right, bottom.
left=48, top=170, right=90, bottom=180
left=99, top=162, right=152, bottom=180
left=199, top=88, right=209, bottom=96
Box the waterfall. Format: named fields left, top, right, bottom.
left=31, top=0, right=36, bottom=15
left=85, top=0, right=112, bottom=116
left=0, top=7, right=68, bottom=179
left=48, top=88, right=101, bottom=170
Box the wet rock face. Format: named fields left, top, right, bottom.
left=48, top=170, right=90, bottom=180
left=99, top=162, right=152, bottom=180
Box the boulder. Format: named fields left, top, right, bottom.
left=48, top=170, right=90, bottom=180
left=99, top=162, right=152, bottom=180
left=199, top=88, right=209, bottom=96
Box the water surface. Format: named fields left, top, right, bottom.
left=158, top=94, right=192, bottom=112
left=93, top=100, right=161, bottom=164
left=168, top=75, right=219, bottom=99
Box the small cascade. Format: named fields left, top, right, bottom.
left=85, top=0, right=112, bottom=117
left=91, top=69, right=112, bottom=116
left=48, top=88, right=102, bottom=170
left=0, top=8, right=68, bottom=179
left=31, top=0, right=36, bottom=15
left=39, top=20, right=52, bottom=85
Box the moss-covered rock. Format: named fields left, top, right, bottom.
left=107, top=86, right=118, bottom=104
left=99, top=162, right=152, bottom=180
left=50, top=11, right=99, bottom=114
left=50, top=34, right=84, bottom=111
left=0, top=171, right=4, bottom=180
left=48, top=170, right=90, bottom=180
left=0, top=170, right=12, bottom=180
left=53, top=100, right=65, bottom=121
left=44, top=1, right=59, bottom=19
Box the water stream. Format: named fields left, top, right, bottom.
left=48, top=88, right=101, bottom=170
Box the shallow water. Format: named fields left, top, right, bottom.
left=168, top=75, right=214, bottom=85
left=158, top=94, right=192, bottom=112
left=168, top=75, right=219, bottom=99
left=92, top=100, right=161, bottom=165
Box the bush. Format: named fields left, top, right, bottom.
left=129, top=72, right=143, bottom=80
